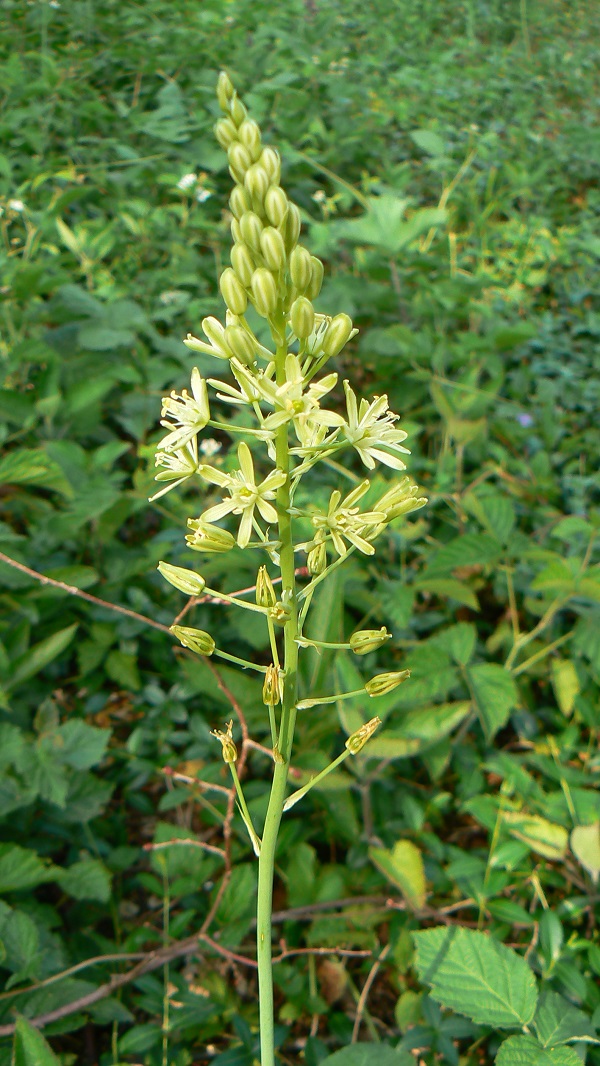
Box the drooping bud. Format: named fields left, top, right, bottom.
left=322, top=313, right=354, bottom=358
left=240, top=211, right=263, bottom=251
left=307, top=256, right=324, bottom=300
left=365, top=670, right=411, bottom=697
left=158, top=562, right=206, bottom=596
left=256, top=564, right=277, bottom=608
left=186, top=520, right=235, bottom=553
left=214, top=117, right=238, bottom=149
left=220, top=267, right=248, bottom=316
left=290, top=296, right=315, bottom=340
left=244, top=163, right=270, bottom=204
left=264, top=185, right=288, bottom=227
left=238, top=119, right=262, bottom=160
left=216, top=71, right=235, bottom=111
left=349, top=628, right=392, bottom=656
left=262, top=665, right=282, bottom=706
left=259, top=147, right=281, bottom=185
left=228, top=142, right=252, bottom=182
left=229, top=185, right=252, bottom=219
left=345, top=716, right=382, bottom=755
left=260, top=227, right=286, bottom=272
left=251, top=268, right=278, bottom=317
left=224, top=324, right=256, bottom=365
left=170, top=625, right=216, bottom=656
left=211, top=720, right=237, bottom=764
left=231, top=242, right=255, bottom=287
left=230, top=95, right=247, bottom=128
left=282, top=202, right=301, bottom=253
left=289, top=245, right=313, bottom=292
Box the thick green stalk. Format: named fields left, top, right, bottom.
left=256, top=334, right=299, bottom=1066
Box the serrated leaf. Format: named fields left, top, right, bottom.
left=534, top=989, right=599, bottom=1047
left=433, top=623, right=477, bottom=665
left=57, top=859, right=112, bottom=902
left=468, top=663, right=519, bottom=739
left=423, top=533, right=503, bottom=576
left=14, top=1016, right=59, bottom=1066
left=2, top=909, right=40, bottom=982
left=413, top=925, right=538, bottom=1028
left=369, top=840, right=426, bottom=909
left=495, top=1035, right=582, bottom=1065
left=320, top=1045, right=414, bottom=1066
left=58, top=720, right=111, bottom=769
left=0, top=845, right=57, bottom=893
left=570, top=822, right=600, bottom=882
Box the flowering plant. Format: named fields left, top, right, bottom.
left=152, top=72, right=426, bottom=1065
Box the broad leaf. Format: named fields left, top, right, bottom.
left=369, top=840, right=426, bottom=909
left=57, top=859, right=112, bottom=902
left=320, top=1045, right=414, bottom=1066
left=8, top=624, right=78, bottom=691
left=534, top=990, right=599, bottom=1047
left=502, top=811, right=568, bottom=861
left=496, top=1035, right=582, bottom=1065
left=413, top=925, right=537, bottom=1028
left=570, top=822, right=600, bottom=882
left=0, top=844, right=56, bottom=893
left=14, top=1016, right=59, bottom=1066
left=468, top=663, right=519, bottom=739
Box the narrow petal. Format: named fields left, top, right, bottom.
left=203, top=500, right=236, bottom=522
left=367, top=448, right=407, bottom=470
left=237, top=506, right=254, bottom=548
left=198, top=465, right=231, bottom=487
left=238, top=441, right=255, bottom=484
left=256, top=498, right=278, bottom=524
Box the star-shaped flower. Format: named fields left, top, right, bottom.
left=309, top=480, right=386, bottom=556
left=342, top=381, right=410, bottom=470
left=150, top=438, right=199, bottom=501
left=199, top=442, right=286, bottom=548
left=158, top=368, right=210, bottom=452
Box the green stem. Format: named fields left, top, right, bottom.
left=229, top=763, right=262, bottom=856
left=213, top=648, right=268, bottom=672
left=256, top=325, right=300, bottom=1066
left=283, top=749, right=349, bottom=811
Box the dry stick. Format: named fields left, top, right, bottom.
left=351, top=942, right=391, bottom=1043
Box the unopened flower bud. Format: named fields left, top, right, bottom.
left=214, top=117, right=238, bottom=149
left=282, top=202, right=301, bottom=253
left=259, top=147, right=281, bottom=185
left=240, top=211, right=263, bottom=251
left=186, top=520, right=235, bottom=553
left=270, top=600, right=291, bottom=625
left=289, top=245, right=313, bottom=292
left=217, top=71, right=235, bottom=111
left=307, top=256, right=324, bottom=300
left=365, top=670, right=411, bottom=697
left=256, top=564, right=277, bottom=607
left=290, top=296, right=315, bottom=340
left=322, top=313, right=354, bottom=358
left=262, top=665, right=282, bottom=706
left=251, top=268, right=278, bottom=317
left=201, top=315, right=231, bottom=355
left=224, top=324, right=256, bottom=365
left=228, top=142, right=252, bottom=182
left=211, top=720, right=237, bottom=764
left=260, top=227, right=286, bottom=272
left=264, top=185, right=288, bottom=227
left=230, top=218, right=242, bottom=244
left=231, top=242, right=255, bottom=287
left=230, top=95, right=247, bottom=128
left=238, top=119, right=261, bottom=160
left=307, top=534, right=327, bottom=575
left=349, top=628, right=392, bottom=656
left=345, top=716, right=382, bottom=755
left=220, top=267, right=248, bottom=315
left=170, top=625, right=215, bottom=656
left=244, top=163, right=270, bottom=204
left=158, top=562, right=206, bottom=596
left=229, top=185, right=252, bottom=219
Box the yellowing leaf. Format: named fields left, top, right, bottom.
left=502, top=812, right=568, bottom=861
left=571, top=822, right=600, bottom=883
left=551, top=659, right=579, bottom=716
left=369, top=840, right=426, bottom=909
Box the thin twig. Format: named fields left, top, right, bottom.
left=351, top=943, right=390, bottom=1043
left=143, top=839, right=226, bottom=859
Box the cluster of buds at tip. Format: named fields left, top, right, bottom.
left=170, top=625, right=215, bottom=657
left=345, top=716, right=382, bottom=755
left=211, top=720, right=237, bottom=764
left=365, top=670, right=410, bottom=697
left=349, top=628, right=392, bottom=655
left=158, top=562, right=206, bottom=597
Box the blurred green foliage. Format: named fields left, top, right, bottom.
left=0, top=0, right=599, bottom=1063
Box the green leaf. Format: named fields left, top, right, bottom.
left=414, top=577, right=480, bottom=610
left=550, top=659, right=580, bottom=716
left=432, top=623, right=477, bottom=665
left=366, top=702, right=471, bottom=760
left=8, top=624, right=78, bottom=691
left=570, top=822, right=600, bottom=883
left=58, top=720, right=111, bottom=770
left=14, top=1016, right=60, bottom=1066
left=423, top=533, right=503, bottom=576
left=57, top=858, right=112, bottom=902
left=495, top=1035, right=583, bottom=1065
left=412, top=925, right=538, bottom=1027
left=468, top=663, right=519, bottom=739
left=0, top=844, right=56, bottom=893
left=369, top=840, right=426, bottom=909
left=533, top=990, right=599, bottom=1047
left=410, top=129, right=446, bottom=156
left=0, top=448, right=72, bottom=497
left=320, top=1045, right=414, bottom=1066
left=501, top=811, right=568, bottom=861
left=2, top=910, right=40, bottom=982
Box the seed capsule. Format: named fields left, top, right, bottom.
left=256, top=564, right=277, bottom=608
left=307, top=256, right=324, bottom=300
left=220, top=267, right=248, bottom=316
left=240, top=211, right=263, bottom=251
left=289, top=246, right=313, bottom=292
left=231, top=242, right=255, bottom=287
left=217, top=71, right=234, bottom=111
left=345, top=716, right=382, bottom=754
left=307, top=535, right=327, bottom=575
left=365, top=670, right=411, bottom=697
left=251, top=268, right=278, bottom=317
left=170, top=625, right=215, bottom=656
left=244, top=163, right=270, bottom=204
left=229, top=185, right=252, bottom=219
left=186, top=521, right=235, bottom=553
left=282, top=203, right=302, bottom=253
left=260, top=227, right=286, bottom=272
left=262, top=665, right=282, bottom=707
left=264, top=185, right=288, bottom=227
left=211, top=720, right=237, bottom=764
left=238, top=119, right=262, bottom=160
left=322, top=313, right=354, bottom=358
left=349, top=628, right=392, bottom=656
left=228, top=142, right=252, bottom=182
left=290, top=296, right=315, bottom=340
left=224, top=324, right=256, bottom=365
left=214, top=117, right=238, bottom=149
left=259, top=147, right=281, bottom=185
left=158, top=563, right=206, bottom=596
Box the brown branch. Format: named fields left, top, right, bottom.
left=143, top=839, right=225, bottom=859
left=351, top=942, right=391, bottom=1043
